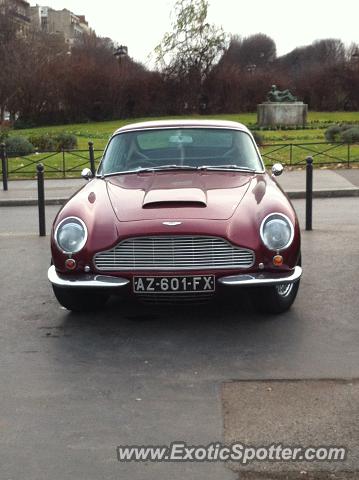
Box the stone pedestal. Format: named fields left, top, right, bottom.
left=257, top=102, right=308, bottom=127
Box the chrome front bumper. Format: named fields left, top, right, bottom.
left=48, top=265, right=302, bottom=289
left=218, top=266, right=302, bottom=287
left=48, top=265, right=130, bottom=288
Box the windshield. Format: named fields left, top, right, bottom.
left=98, top=128, right=263, bottom=176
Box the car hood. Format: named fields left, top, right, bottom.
left=106, top=171, right=253, bottom=222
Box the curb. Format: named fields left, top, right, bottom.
left=1, top=189, right=359, bottom=206
left=0, top=198, right=68, bottom=207
left=287, top=188, right=359, bottom=199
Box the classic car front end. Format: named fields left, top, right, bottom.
left=48, top=120, right=302, bottom=313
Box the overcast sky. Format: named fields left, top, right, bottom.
left=35, top=0, right=359, bottom=65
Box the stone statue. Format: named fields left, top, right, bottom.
left=266, top=85, right=297, bottom=103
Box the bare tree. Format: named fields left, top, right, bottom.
left=155, top=0, right=227, bottom=111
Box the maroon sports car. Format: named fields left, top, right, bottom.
left=48, top=120, right=302, bottom=313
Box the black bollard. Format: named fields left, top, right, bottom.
left=37, top=163, right=46, bottom=237
left=305, top=156, right=313, bottom=231
left=1, top=142, right=8, bottom=191
left=88, top=141, right=96, bottom=176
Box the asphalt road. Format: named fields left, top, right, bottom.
left=0, top=198, right=358, bottom=480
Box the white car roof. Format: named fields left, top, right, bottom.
left=114, top=119, right=250, bottom=135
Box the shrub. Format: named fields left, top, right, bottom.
left=53, top=133, right=77, bottom=150
left=28, top=133, right=57, bottom=151
left=0, top=126, right=9, bottom=143
left=251, top=130, right=264, bottom=146
left=28, top=132, right=78, bottom=151
left=13, top=119, right=37, bottom=129
left=324, top=125, right=342, bottom=142
left=5, top=136, right=35, bottom=156
left=340, top=127, right=359, bottom=144
left=325, top=124, right=355, bottom=142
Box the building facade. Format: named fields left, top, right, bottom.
left=29, top=5, right=92, bottom=45
left=0, top=0, right=31, bottom=35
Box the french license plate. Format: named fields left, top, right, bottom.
left=133, top=275, right=215, bottom=294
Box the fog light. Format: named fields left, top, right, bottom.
left=65, top=258, right=77, bottom=270
left=273, top=255, right=283, bottom=266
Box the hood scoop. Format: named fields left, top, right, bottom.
left=142, top=188, right=207, bottom=208
left=106, top=171, right=252, bottom=221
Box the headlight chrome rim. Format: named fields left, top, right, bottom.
left=260, top=213, right=294, bottom=251
left=54, top=216, right=88, bottom=254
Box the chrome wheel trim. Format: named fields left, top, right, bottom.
left=276, top=282, right=294, bottom=297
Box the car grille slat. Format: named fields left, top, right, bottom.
left=94, top=236, right=255, bottom=271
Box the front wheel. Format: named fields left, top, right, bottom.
left=254, top=279, right=300, bottom=314
left=52, top=285, right=109, bottom=312
left=253, top=254, right=301, bottom=314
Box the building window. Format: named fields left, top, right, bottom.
left=41, top=16, right=48, bottom=31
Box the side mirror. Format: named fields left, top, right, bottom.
left=81, top=168, right=93, bottom=181
left=271, top=163, right=284, bottom=177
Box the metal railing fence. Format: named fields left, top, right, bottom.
left=2, top=141, right=359, bottom=187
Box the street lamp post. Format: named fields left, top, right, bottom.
left=113, top=45, right=129, bottom=117
left=114, top=45, right=128, bottom=64
left=351, top=49, right=359, bottom=68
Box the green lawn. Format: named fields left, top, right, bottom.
left=12, top=111, right=359, bottom=149
left=4, top=112, right=359, bottom=177
left=11, top=112, right=359, bottom=149
left=13, top=114, right=258, bottom=150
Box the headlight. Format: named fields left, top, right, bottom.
left=55, top=217, right=88, bottom=253
left=260, top=213, right=294, bottom=251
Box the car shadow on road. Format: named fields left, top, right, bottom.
left=50, top=290, right=304, bottom=376
left=62, top=290, right=283, bottom=328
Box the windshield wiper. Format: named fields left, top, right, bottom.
left=147, top=164, right=199, bottom=171
left=101, top=167, right=154, bottom=178
left=101, top=165, right=199, bottom=177
left=199, top=165, right=257, bottom=173
left=101, top=164, right=257, bottom=178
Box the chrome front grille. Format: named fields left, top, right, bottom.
left=94, top=236, right=255, bottom=271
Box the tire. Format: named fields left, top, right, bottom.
left=254, top=280, right=300, bottom=314
left=52, top=285, right=109, bottom=312
left=253, top=255, right=301, bottom=314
